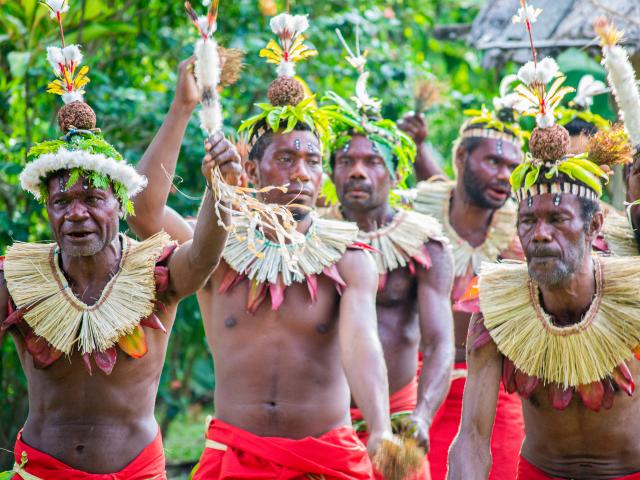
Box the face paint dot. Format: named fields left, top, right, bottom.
left=496, top=139, right=504, bottom=156
left=343, top=142, right=350, bottom=153
left=554, top=193, right=561, bottom=206
left=294, top=139, right=301, bottom=151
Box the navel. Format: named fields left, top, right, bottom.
left=224, top=316, right=237, bottom=328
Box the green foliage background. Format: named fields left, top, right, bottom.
left=0, top=0, right=506, bottom=471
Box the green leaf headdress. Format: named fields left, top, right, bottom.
left=237, top=10, right=329, bottom=152
left=508, top=1, right=632, bottom=205
left=321, top=26, right=416, bottom=204
left=20, top=0, right=146, bottom=216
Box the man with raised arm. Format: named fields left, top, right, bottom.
left=128, top=12, right=392, bottom=479
left=0, top=5, right=228, bottom=478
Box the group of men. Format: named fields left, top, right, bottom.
left=4, top=3, right=640, bottom=480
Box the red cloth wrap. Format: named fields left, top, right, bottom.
left=517, top=456, right=640, bottom=479
left=428, top=362, right=525, bottom=480
left=12, top=429, right=166, bottom=479
left=192, top=418, right=374, bottom=480
left=350, top=378, right=430, bottom=480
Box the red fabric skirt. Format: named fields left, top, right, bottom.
left=192, top=418, right=374, bottom=480
left=517, top=456, right=640, bottom=479
left=428, top=362, right=524, bottom=480
left=12, top=429, right=166, bottom=479
left=350, top=377, right=430, bottom=480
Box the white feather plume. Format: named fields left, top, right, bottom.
left=194, top=37, right=222, bottom=133
left=601, top=44, right=640, bottom=145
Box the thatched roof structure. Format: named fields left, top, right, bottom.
left=469, top=0, right=640, bottom=69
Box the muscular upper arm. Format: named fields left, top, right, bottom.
left=416, top=240, right=454, bottom=347
left=459, top=313, right=502, bottom=441
left=336, top=249, right=379, bottom=344
left=128, top=205, right=194, bottom=244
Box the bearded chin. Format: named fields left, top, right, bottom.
left=462, top=166, right=495, bottom=209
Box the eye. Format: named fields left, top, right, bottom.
left=278, top=155, right=292, bottom=164
left=367, top=157, right=383, bottom=166
left=307, top=156, right=321, bottom=166
left=487, top=158, right=499, bottom=166
left=337, top=157, right=351, bottom=166
left=53, top=198, right=68, bottom=207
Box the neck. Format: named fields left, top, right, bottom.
left=449, top=181, right=495, bottom=246
left=341, top=202, right=395, bottom=232
left=537, top=254, right=596, bottom=326
left=60, top=236, right=121, bottom=290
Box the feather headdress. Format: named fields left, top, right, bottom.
left=595, top=17, right=640, bottom=148
left=21, top=0, right=146, bottom=215
left=321, top=25, right=416, bottom=204
left=238, top=9, right=329, bottom=149
left=507, top=1, right=632, bottom=204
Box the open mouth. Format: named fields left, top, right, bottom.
left=487, top=186, right=509, bottom=200
left=66, top=232, right=93, bottom=240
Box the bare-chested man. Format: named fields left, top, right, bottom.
left=320, top=47, right=454, bottom=477
left=128, top=17, right=392, bottom=477
left=0, top=71, right=227, bottom=479
left=399, top=106, right=526, bottom=479
left=449, top=115, right=640, bottom=480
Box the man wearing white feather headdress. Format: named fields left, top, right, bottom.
left=0, top=2, right=230, bottom=479
left=129, top=8, right=394, bottom=479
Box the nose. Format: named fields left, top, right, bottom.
left=65, top=199, right=90, bottom=221
left=496, top=163, right=511, bottom=183
left=532, top=220, right=552, bottom=244
left=347, top=160, right=368, bottom=180
left=289, top=158, right=311, bottom=185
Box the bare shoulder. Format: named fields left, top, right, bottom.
left=337, top=248, right=377, bottom=290
left=418, top=239, right=454, bottom=284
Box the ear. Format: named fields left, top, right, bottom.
left=245, top=158, right=259, bottom=186
left=454, top=146, right=466, bottom=172
left=589, top=209, right=605, bottom=238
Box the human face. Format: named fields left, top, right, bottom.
left=517, top=194, right=600, bottom=286
left=46, top=171, right=121, bottom=257
left=457, top=138, right=522, bottom=209
left=246, top=130, right=322, bottom=221
left=331, top=135, right=393, bottom=213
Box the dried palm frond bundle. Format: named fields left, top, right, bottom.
left=413, top=78, right=442, bottom=114
left=373, top=437, right=424, bottom=480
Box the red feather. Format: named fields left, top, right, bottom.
left=93, top=348, right=117, bottom=375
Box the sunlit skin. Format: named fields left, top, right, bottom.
left=127, top=58, right=392, bottom=458
left=0, top=165, right=227, bottom=473
left=330, top=134, right=454, bottom=451
left=450, top=138, right=523, bottom=361
left=448, top=194, right=640, bottom=479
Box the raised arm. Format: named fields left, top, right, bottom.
left=447, top=313, right=502, bottom=480
left=397, top=113, right=444, bottom=181
left=163, top=148, right=232, bottom=302
left=128, top=58, right=200, bottom=243
left=337, top=249, right=392, bottom=456
left=408, top=240, right=455, bottom=451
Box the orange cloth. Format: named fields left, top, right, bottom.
left=192, top=418, right=374, bottom=480
left=12, top=429, right=166, bottom=480
left=428, top=362, right=524, bottom=480
left=517, top=456, right=640, bottom=479
left=350, top=378, right=430, bottom=480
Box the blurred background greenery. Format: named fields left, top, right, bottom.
left=0, top=0, right=613, bottom=476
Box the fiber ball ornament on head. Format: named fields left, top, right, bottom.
left=19, top=0, right=146, bottom=216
